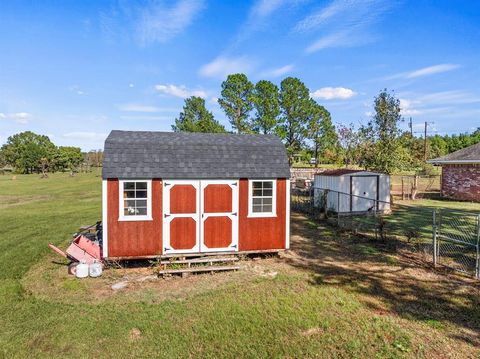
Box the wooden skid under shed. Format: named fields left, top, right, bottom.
left=159, top=256, right=239, bottom=265
left=158, top=265, right=240, bottom=275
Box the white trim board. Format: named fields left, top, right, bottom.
left=102, top=180, right=108, bottom=258
left=162, top=180, right=201, bottom=254
left=247, top=179, right=277, bottom=218
left=118, top=179, right=153, bottom=221
left=200, top=180, right=239, bottom=253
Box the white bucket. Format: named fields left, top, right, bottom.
left=76, top=261, right=89, bottom=278
left=89, top=261, right=103, bottom=278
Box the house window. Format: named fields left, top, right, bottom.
left=248, top=180, right=276, bottom=217
left=119, top=180, right=152, bottom=221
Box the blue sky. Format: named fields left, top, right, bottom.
left=1, top=0, right=479, bottom=150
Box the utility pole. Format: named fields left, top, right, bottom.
left=409, top=117, right=413, bottom=137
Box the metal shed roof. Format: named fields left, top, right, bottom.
left=315, top=169, right=366, bottom=176
left=428, top=142, right=480, bottom=164
left=102, top=130, right=290, bottom=179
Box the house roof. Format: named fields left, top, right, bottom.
left=428, top=142, right=480, bottom=164
left=102, top=130, right=290, bottom=179
left=316, top=169, right=366, bottom=176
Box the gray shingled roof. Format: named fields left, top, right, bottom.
left=102, top=130, right=290, bottom=179
left=428, top=142, right=480, bottom=164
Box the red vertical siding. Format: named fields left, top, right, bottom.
left=107, top=179, right=162, bottom=258
left=238, top=178, right=287, bottom=251
left=106, top=178, right=287, bottom=258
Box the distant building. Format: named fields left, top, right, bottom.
left=428, top=143, right=480, bottom=202
left=314, top=169, right=391, bottom=213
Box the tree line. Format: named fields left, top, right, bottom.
left=173, top=74, right=338, bottom=164
left=172, top=75, right=480, bottom=174
left=1, top=74, right=479, bottom=175
left=0, top=131, right=103, bottom=176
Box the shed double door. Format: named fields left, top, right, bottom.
left=351, top=175, right=378, bottom=212
left=162, top=180, right=239, bottom=254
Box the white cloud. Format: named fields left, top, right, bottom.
left=294, top=0, right=351, bottom=32
left=399, top=99, right=421, bottom=116
left=406, top=64, right=460, bottom=78
left=386, top=64, right=461, bottom=80
left=117, top=103, right=162, bottom=112
left=0, top=112, right=31, bottom=124
left=419, top=90, right=480, bottom=104
left=305, top=31, right=355, bottom=53
left=154, top=84, right=207, bottom=98
left=68, top=85, right=86, bottom=95
left=295, top=0, right=392, bottom=53
left=137, top=0, right=205, bottom=45
left=311, top=87, right=356, bottom=100
left=199, top=56, right=255, bottom=79
left=260, top=64, right=294, bottom=77
left=128, top=83, right=135, bottom=88
left=250, top=0, right=294, bottom=18
left=209, top=97, right=219, bottom=105
left=398, top=90, right=480, bottom=117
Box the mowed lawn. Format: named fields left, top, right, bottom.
left=0, top=173, right=479, bottom=358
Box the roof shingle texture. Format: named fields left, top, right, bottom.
left=429, top=142, right=480, bottom=163
left=102, top=130, right=290, bottom=179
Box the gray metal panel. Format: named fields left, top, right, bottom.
left=102, top=130, right=290, bottom=179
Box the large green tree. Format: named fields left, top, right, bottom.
left=172, top=96, right=226, bottom=133
left=218, top=73, right=254, bottom=133
left=307, top=99, right=338, bottom=166
left=55, top=146, right=84, bottom=174
left=251, top=80, right=280, bottom=134
left=362, top=89, right=408, bottom=173
left=0, top=131, right=57, bottom=174
left=278, top=77, right=311, bottom=160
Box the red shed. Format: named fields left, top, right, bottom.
left=101, top=130, right=291, bottom=259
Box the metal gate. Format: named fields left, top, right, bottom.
left=433, top=210, right=480, bottom=278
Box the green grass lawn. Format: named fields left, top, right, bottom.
left=0, top=173, right=479, bottom=358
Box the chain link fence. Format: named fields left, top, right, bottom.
left=390, top=175, right=441, bottom=200
left=291, top=185, right=480, bottom=279
left=434, top=210, right=480, bottom=277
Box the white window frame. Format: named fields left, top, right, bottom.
left=248, top=179, right=277, bottom=218
left=118, top=179, right=153, bottom=221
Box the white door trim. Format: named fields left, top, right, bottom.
left=162, top=180, right=200, bottom=254
left=102, top=180, right=108, bottom=258
left=200, top=180, right=239, bottom=252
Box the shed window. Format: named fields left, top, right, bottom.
left=119, top=180, right=152, bottom=221
left=248, top=180, right=276, bottom=217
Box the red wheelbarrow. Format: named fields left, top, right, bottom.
left=49, top=234, right=101, bottom=265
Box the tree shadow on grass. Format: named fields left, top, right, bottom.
left=286, top=212, right=480, bottom=347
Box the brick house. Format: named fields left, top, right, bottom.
left=428, top=142, right=480, bottom=202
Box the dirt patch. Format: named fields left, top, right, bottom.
left=301, top=327, right=324, bottom=336
left=129, top=328, right=142, bottom=341
left=22, top=254, right=298, bottom=305
left=0, top=194, right=52, bottom=209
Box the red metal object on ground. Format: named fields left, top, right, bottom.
left=49, top=234, right=101, bottom=264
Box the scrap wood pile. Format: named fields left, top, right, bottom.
left=48, top=222, right=103, bottom=278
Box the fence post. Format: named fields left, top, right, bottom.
left=476, top=215, right=480, bottom=279
left=374, top=199, right=378, bottom=240
left=433, top=210, right=437, bottom=268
